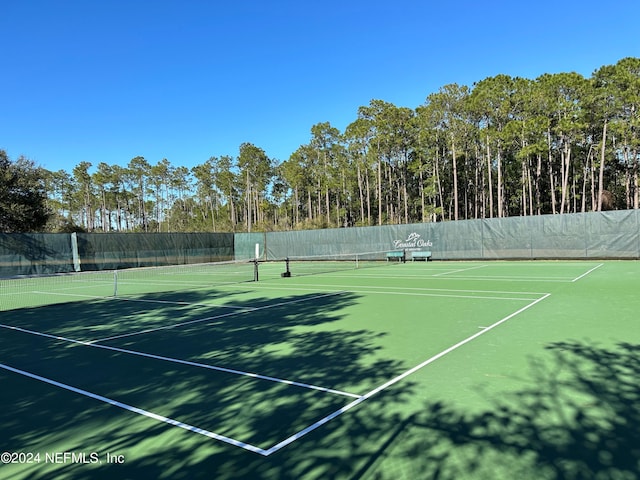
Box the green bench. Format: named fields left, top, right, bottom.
left=411, top=251, right=432, bottom=261
left=386, top=250, right=406, bottom=262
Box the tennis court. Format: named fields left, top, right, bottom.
left=1, top=259, right=639, bottom=479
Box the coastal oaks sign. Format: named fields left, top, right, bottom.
left=392, top=232, right=433, bottom=251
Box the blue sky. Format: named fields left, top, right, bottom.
left=1, top=0, right=638, bottom=173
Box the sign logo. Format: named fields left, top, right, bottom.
left=392, top=232, right=433, bottom=250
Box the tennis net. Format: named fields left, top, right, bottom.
left=278, top=251, right=395, bottom=278
left=0, top=259, right=258, bottom=312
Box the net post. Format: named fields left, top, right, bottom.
left=253, top=259, right=259, bottom=282
left=281, top=257, right=291, bottom=277
left=113, top=270, right=118, bottom=297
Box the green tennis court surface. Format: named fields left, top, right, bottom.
left=1, top=260, right=639, bottom=479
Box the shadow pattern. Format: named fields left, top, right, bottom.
left=362, top=341, right=640, bottom=480
left=0, top=287, right=414, bottom=479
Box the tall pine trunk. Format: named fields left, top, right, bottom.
left=597, top=119, right=608, bottom=211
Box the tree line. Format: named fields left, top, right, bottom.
left=1, top=57, right=638, bottom=233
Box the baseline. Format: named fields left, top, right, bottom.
left=244, top=282, right=548, bottom=301
left=305, top=272, right=577, bottom=283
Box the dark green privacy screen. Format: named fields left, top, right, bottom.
left=2, top=211, right=639, bottom=277
left=76, top=233, right=234, bottom=271
left=233, top=232, right=266, bottom=260
left=0, top=233, right=74, bottom=276
left=1, top=232, right=234, bottom=276
left=258, top=210, right=640, bottom=261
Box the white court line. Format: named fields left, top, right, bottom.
left=239, top=280, right=548, bottom=300
left=248, top=283, right=548, bottom=300
left=340, top=291, right=537, bottom=301
left=115, top=280, right=241, bottom=289
left=262, top=293, right=551, bottom=456
left=0, top=323, right=360, bottom=399
left=31, top=291, right=251, bottom=311
left=255, top=287, right=538, bottom=302
left=571, top=263, right=604, bottom=282
left=0, top=362, right=269, bottom=456
left=307, top=272, right=574, bottom=283
left=420, top=275, right=574, bottom=283
left=432, top=264, right=489, bottom=277
left=91, top=291, right=345, bottom=344
left=109, top=296, right=252, bottom=310
left=32, top=290, right=113, bottom=300
left=32, top=290, right=267, bottom=311
left=90, top=309, right=255, bottom=343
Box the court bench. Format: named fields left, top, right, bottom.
left=411, top=251, right=432, bottom=261
left=386, top=250, right=406, bottom=262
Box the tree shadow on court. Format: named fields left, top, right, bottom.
left=0, top=287, right=419, bottom=480
left=6, top=290, right=640, bottom=479
left=2, top=287, right=265, bottom=341
left=358, top=340, right=640, bottom=479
